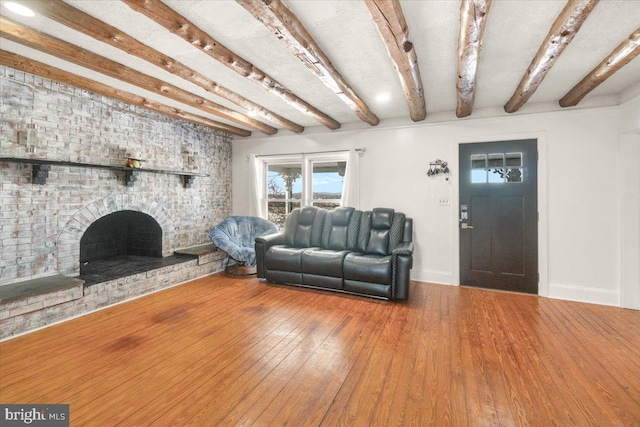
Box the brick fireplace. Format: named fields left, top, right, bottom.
left=0, top=66, right=232, bottom=339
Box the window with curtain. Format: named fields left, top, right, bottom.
left=260, top=152, right=350, bottom=228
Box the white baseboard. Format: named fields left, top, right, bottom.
left=411, top=270, right=454, bottom=285
left=408, top=277, right=622, bottom=308
left=548, top=283, right=620, bottom=307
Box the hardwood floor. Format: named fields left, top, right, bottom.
left=1, top=274, right=639, bottom=426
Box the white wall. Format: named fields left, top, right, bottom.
left=233, top=104, right=632, bottom=307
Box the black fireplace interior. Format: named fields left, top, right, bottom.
left=78, top=210, right=188, bottom=285
left=80, top=210, right=162, bottom=263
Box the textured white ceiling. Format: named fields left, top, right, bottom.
left=1, top=0, right=639, bottom=137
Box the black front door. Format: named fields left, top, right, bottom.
left=459, top=139, right=538, bottom=294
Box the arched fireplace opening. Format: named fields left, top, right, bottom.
left=80, top=210, right=162, bottom=280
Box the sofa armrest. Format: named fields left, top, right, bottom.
left=255, top=232, right=285, bottom=248
left=392, top=241, right=414, bottom=257
left=255, top=232, right=286, bottom=278
left=392, top=242, right=413, bottom=301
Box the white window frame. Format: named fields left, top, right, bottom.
left=260, top=151, right=349, bottom=220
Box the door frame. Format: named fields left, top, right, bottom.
left=620, top=132, right=640, bottom=309
left=451, top=131, right=548, bottom=297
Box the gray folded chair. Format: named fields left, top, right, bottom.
left=209, top=216, right=279, bottom=275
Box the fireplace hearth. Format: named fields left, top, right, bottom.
left=79, top=254, right=191, bottom=286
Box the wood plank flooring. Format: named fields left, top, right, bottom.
left=1, top=274, right=639, bottom=426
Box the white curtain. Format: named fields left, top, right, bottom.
left=247, top=154, right=264, bottom=218
left=340, top=149, right=360, bottom=208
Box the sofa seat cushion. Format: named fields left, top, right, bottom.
left=343, top=253, right=392, bottom=285
left=301, top=249, right=350, bottom=277
left=265, top=245, right=313, bottom=273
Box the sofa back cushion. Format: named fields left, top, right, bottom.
left=283, top=206, right=326, bottom=248
left=281, top=206, right=409, bottom=253
left=321, top=207, right=359, bottom=251
left=388, top=212, right=407, bottom=252
left=365, top=208, right=394, bottom=255
left=357, top=208, right=410, bottom=256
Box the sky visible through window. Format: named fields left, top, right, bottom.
left=312, top=172, right=343, bottom=195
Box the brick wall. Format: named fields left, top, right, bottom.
left=0, top=66, right=233, bottom=285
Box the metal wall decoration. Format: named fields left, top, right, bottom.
left=427, top=159, right=450, bottom=181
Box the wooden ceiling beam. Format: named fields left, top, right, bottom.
left=22, top=0, right=303, bottom=134
left=236, top=0, right=380, bottom=126
left=364, top=0, right=426, bottom=122
left=504, top=0, right=600, bottom=113
left=121, top=0, right=340, bottom=130
left=0, top=50, right=251, bottom=137
left=560, top=28, right=640, bottom=107
left=456, top=0, right=492, bottom=118
left=0, top=16, right=274, bottom=134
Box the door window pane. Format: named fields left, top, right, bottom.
left=505, top=153, right=523, bottom=183
left=488, top=153, right=504, bottom=168
left=471, top=169, right=487, bottom=183
left=488, top=153, right=505, bottom=183
left=471, top=154, right=486, bottom=169
left=471, top=154, right=487, bottom=183
left=506, top=153, right=522, bottom=167
left=488, top=168, right=505, bottom=183
left=506, top=168, right=523, bottom=182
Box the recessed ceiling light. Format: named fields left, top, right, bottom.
left=4, top=1, right=35, bottom=17
left=247, top=110, right=258, bottom=118
left=375, top=93, right=391, bottom=103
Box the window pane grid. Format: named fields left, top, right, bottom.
left=470, top=152, right=523, bottom=184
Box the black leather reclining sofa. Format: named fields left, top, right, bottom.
left=255, top=206, right=413, bottom=300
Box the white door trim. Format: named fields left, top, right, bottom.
left=620, top=133, right=640, bottom=310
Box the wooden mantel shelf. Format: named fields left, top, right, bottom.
left=0, top=157, right=209, bottom=188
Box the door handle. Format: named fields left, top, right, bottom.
left=461, top=223, right=474, bottom=229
